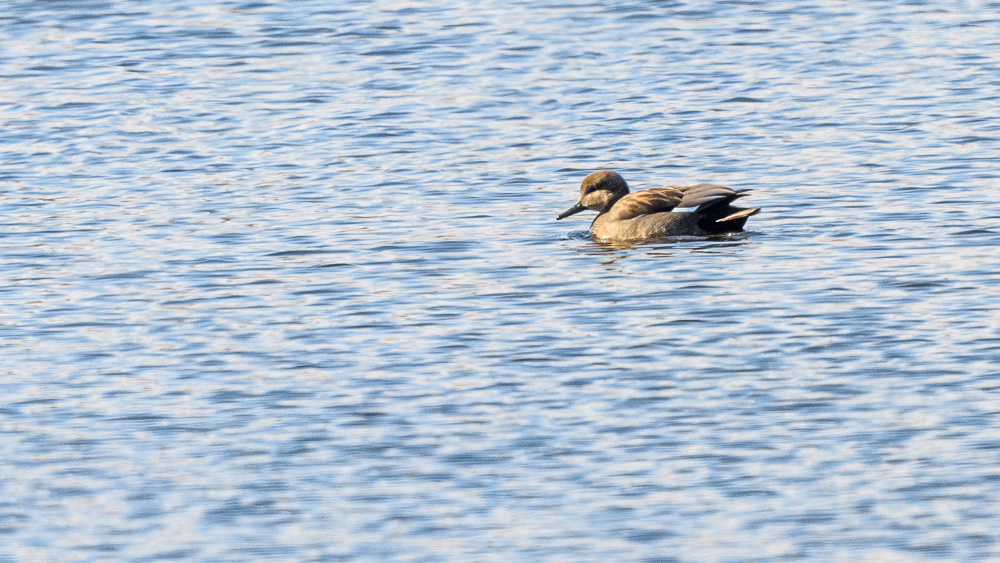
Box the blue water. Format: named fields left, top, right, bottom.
left=3, top=1, right=1000, bottom=560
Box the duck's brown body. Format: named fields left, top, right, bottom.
left=557, top=170, right=759, bottom=242
left=590, top=208, right=708, bottom=239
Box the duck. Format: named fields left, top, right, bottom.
left=556, top=170, right=760, bottom=241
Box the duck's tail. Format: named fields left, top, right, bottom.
left=716, top=207, right=761, bottom=225
left=697, top=204, right=761, bottom=233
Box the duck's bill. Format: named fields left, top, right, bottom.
left=557, top=202, right=587, bottom=220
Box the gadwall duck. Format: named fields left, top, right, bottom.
left=557, top=170, right=760, bottom=241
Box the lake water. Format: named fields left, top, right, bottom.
left=3, top=1, right=1000, bottom=560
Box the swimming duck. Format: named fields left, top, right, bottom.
left=557, top=170, right=760, bottom=241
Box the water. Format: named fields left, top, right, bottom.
left=3, top=1, right=1000, bottom=560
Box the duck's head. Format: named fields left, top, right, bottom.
left=556, top=170, right=630, bottom=219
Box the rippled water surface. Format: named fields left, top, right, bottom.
left=4, top=1, right=1000, bottom=560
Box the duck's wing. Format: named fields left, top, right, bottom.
left=607, top=188, right=684, bottom=221
left=673, top=183, right=752, bottom=212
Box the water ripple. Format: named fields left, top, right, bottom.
left=3, top=0, right=1000, bottom=560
